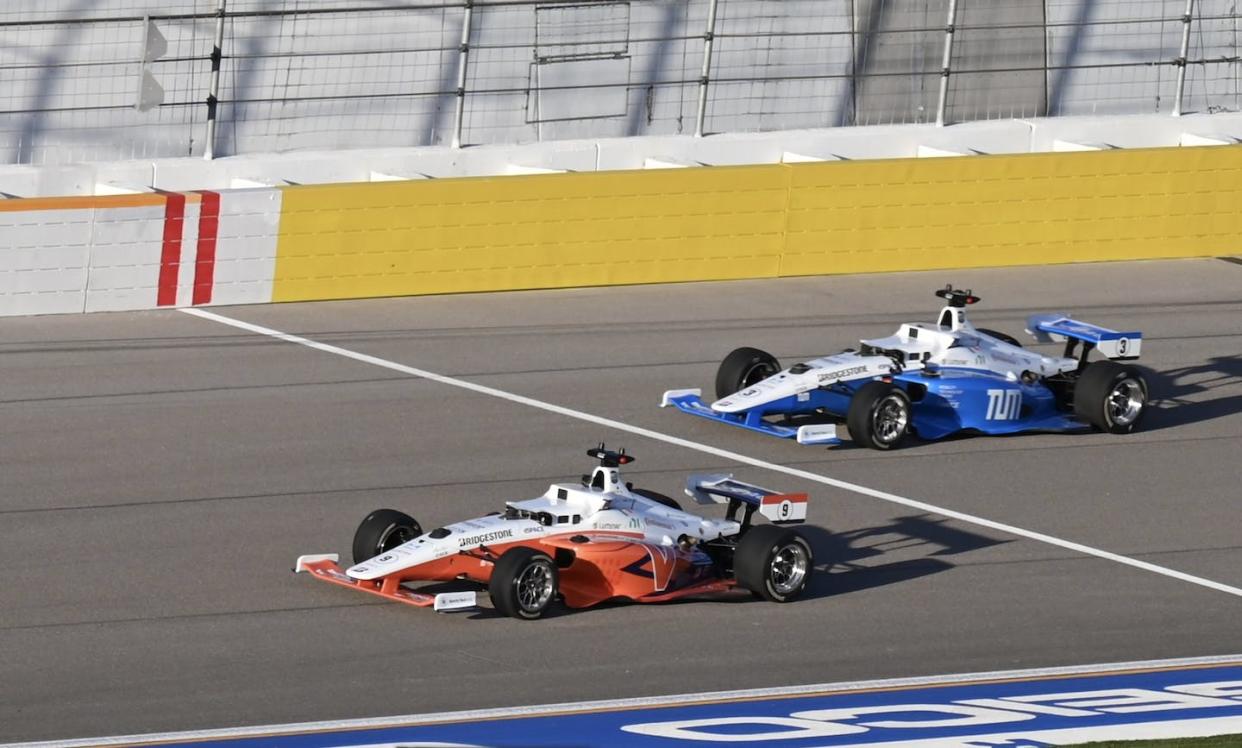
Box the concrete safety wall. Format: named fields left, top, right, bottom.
left=2, top=144, right=1240, bottom=316
left=270, top=144, right=1242, bottom=302
left=0, top=189, right=279, bottom=316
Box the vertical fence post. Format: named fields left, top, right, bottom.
left=203, top=0, right=226, bottom=159
left=1172, top=0, right=1195, bottom=116
left=1040, top=0, right=1049, bottom=116
left=694, top=0, right=720, bottom=138
left=935, top=0, right=958, bottom=126
left=451, top=0, right=473, bottom=149
left=848, top=0, right=858, bottom=126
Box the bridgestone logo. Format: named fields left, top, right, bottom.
left=819, top=366, right=867, bottom=382
left=458, top=529, right=514, bottom=547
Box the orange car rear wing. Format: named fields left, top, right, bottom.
left=684, top=474, right=808, bottom=524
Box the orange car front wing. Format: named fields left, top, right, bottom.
left=294, top=555, right=476, bottom=611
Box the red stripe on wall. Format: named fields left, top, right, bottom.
left=192, top=191, right=221, bottom=305
left=156, top=193, right=187, bottom=307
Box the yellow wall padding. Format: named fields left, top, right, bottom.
left=782, top=145, right=1242, bottom=276
left=272, top=166, right=792, bottom=302
left=273, top=145, right=1242, bottom=302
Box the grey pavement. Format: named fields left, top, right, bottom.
left=1, top=258, right=1239, bottom=743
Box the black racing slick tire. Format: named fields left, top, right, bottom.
left=976, top=328, right=1022, bottom=347
left=490, top=547, right=559, bottom=620
left=352, top=509, right=423, bottom=565
left=1074, top=360, right=1149, bottom=434
left=715, top=347, right=781, bottom=400
left=847, top=381, right=912, bottom=450
left=735, top=525, right=813, bottom=603
left=632, top=487, right=682, bottom=512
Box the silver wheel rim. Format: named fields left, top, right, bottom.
left=378, top=524, right=416, bottom=554
left=742, top=362, right=775, bottom=388
left=872, top=394, right=909, bottom=443
left=516, top=560, right=554, bottom=613
left=769, top=543, right=809, bottom=596
left=1107, top=378, right=1144, bottom=427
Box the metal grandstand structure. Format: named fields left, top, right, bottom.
left=0, top=0, right=1238, bottom=164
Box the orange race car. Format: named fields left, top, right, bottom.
left=295, top=445, right=816, bottom=619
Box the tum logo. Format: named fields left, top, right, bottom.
left=986, top=389, right=1021, bottom=420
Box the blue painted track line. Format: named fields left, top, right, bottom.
left=10, top=656, right=1242, bottom=748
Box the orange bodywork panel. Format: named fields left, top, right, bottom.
left=541, top=534, right=721, bottom=609
left=301, top=532, right=735, bottom=611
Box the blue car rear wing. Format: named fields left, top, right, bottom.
left=1026, top=314, right=1141, bottom=360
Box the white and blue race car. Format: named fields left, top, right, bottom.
left=662, top=285, right=1149, bottom=450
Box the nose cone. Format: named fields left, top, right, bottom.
left=347, top=514, right=525, bottom=581
left=715, top=382, right=779, bottom=410
left=712, top=376, right=790, bottom=413
left=347, top=539, right=443, bottom=581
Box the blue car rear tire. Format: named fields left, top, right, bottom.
left=1074, top=361, right=1148, bottom=434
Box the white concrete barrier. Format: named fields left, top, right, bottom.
left=0, top=189, right=281, bottom=317
left=0, top=203, right=93, bottom=316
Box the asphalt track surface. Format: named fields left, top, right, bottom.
left=2, top=258, right=1240, bottom=744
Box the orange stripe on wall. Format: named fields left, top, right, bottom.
left=0, top=194, right=167, bottom=212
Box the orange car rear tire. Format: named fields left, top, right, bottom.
left=735, top=525, right=813, bottom=603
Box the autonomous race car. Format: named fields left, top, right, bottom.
left=295, top=446, right=815, bottom=619
left=662, top=285, right=1149, bottom=450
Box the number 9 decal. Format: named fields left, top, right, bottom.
left=779, top=500, right=791, bottom=518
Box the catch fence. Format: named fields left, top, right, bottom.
left=0, top=0, right=1238, bottom=164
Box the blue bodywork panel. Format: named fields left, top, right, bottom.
left=666, top=368, right=1084, bottom=444
left=895, top=368, right=1081, bottom=440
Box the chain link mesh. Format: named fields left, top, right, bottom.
left=0, top=0, right=1238, bottom=165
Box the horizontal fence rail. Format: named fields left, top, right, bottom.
left=0, top=0, right=1238, bottom=164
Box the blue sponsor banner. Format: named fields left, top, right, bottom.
left=134, top=663, right=1242, bottom=748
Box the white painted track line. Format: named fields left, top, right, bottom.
left=10, top=654, right=1241, bottom=748
left=181, top=307, right=1242, bottom=599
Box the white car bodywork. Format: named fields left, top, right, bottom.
left=661, top=287, right=1144, bottom=446
left=340, top=466, right=755, bottom=583
left=709, top=305, right=1085, bottom=415
left=295, top=453, right=808, bottom=611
